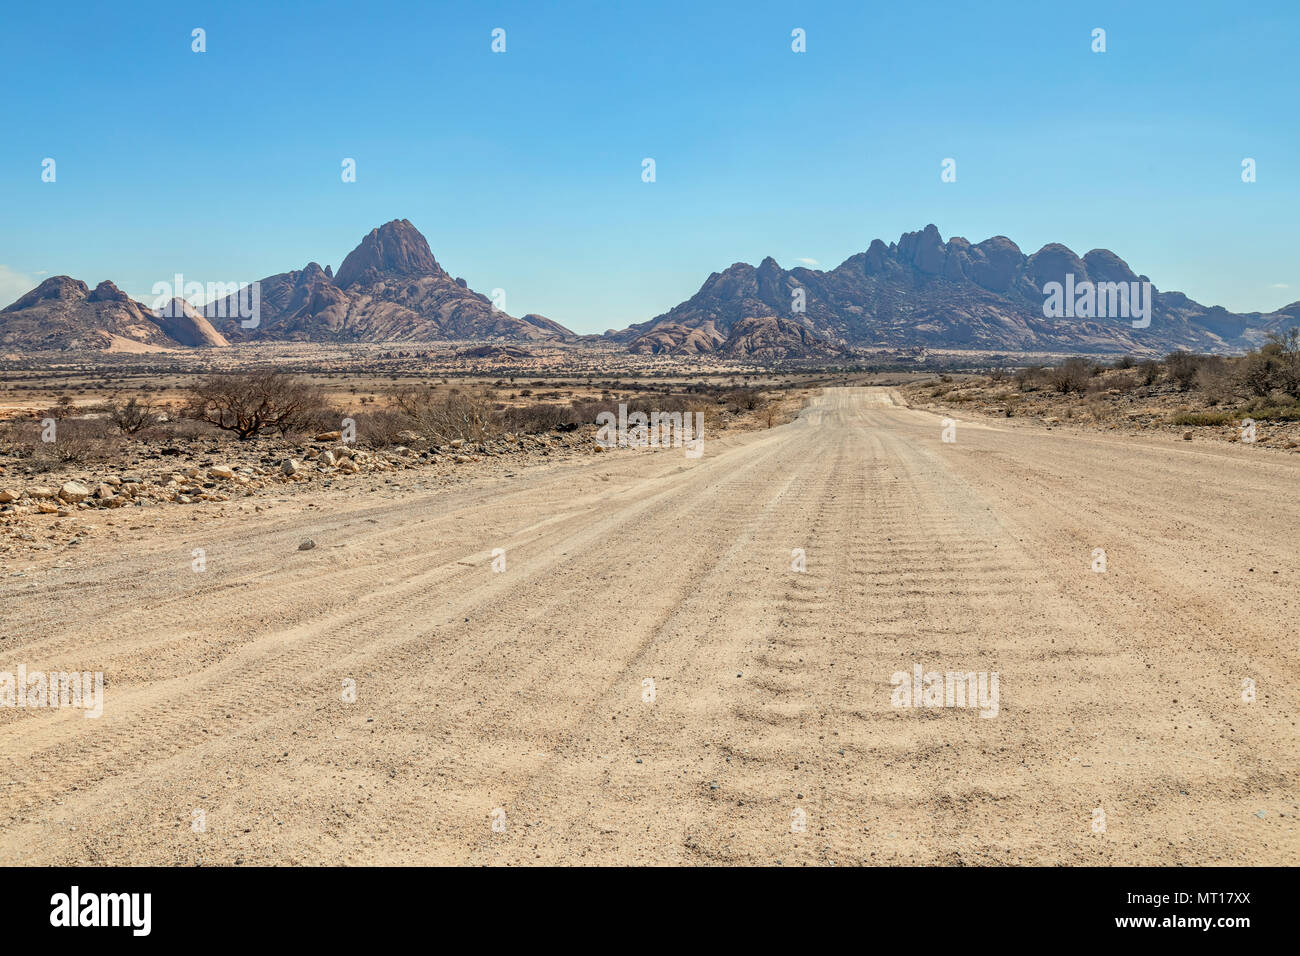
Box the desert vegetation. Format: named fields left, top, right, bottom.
left=910, top=329, right=1300, bottom=448
left=0, top=365, right=801, bottom=518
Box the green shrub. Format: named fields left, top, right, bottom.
left=1168, top=411, right=1235, bottom=426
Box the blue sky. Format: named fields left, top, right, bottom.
left=1, top=0, right=1296, bottom=333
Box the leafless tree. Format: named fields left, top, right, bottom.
left=108, top=397, right=155, bottom=435
left=185, top=372, right=328, bottom=440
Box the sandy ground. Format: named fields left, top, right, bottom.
left=1, top=386, right=1295, bottom=865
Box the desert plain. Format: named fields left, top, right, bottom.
left=1, top=346, right=1295, bottom=866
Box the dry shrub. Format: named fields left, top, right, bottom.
left=349, top=409, right=411, bottom=448
left=726, top=389, right=763, bottom=412
left=146, top=416, right=224, bottom=442
left=185, top=371, right=331, bottom=439
left=1015, top=365, right=1045, bottom=391
left=1048, top=358, right=1092, bottom=394
left=394, top=388, right=496, bottom=443
left=1237, top=329, right=1300, bottom=399
left=6, top=417, right=124, bottom=472
left=500, top=403, right=575, bottom=434
left=1194, top=356, right=1234, bottom=405
left=107, top=397, right=156, bottom=434
left=1164, top=351, right=1207, bottom=391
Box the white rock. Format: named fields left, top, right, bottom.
left=59, top=482, right=91, bottom=503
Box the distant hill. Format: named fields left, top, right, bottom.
left=0, top=277, right=228, bottom=351
left=612, top=224, right=1300, bottom=355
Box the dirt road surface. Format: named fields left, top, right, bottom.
left=2, top=387, right=1296, bottom=865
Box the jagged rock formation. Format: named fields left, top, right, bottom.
left=209, top=220, right=576, bottom=343
left=615, top=224, right=1300, bottom=355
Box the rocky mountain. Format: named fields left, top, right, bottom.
left=210, top=220, right=576, bottom=343
left=627, top=323, right=723, bottom=355
left=617, top=224, right=1300, bottom=355
left=0, top=277, right=229, bottom=351
left=720, top=315, right=853, bottom=361
left=629, top=314, right=850, bottom=361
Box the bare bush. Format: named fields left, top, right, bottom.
left=726, top=389, right=763, bottom=413
left=1194, top=355, right=1233, bottom=405
left=500, top=403, right=575, bottom=434
left=107, top=397, right=155, bottom=435
left=1164, top=351, right=1205, bottom=391
left=1048, top=358, right=1092, bottom=394
left=394, top=388, right=496, bottom=444
left=9, top=418, right=123, bottom=472
left=1238, top=328, right=1300, bottom=399
left=349, top=409, right=411, bottom=449
left=185, top=372, right=330, bottom=440
left=1015, top=365, right=1045, bottom=391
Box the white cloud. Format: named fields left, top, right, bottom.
left=794, top=257, right=819, bottom=267
left=1270, top=283, right=1290, bottom=289
left=0, top=265, right=38, bottom=307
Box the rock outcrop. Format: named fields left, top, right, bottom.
left=0, top=278, right=229, bottom=351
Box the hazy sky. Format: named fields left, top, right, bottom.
left=1, top=0, right=1296, bottom=333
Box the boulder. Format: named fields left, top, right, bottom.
left=59, top=481, right=91, bottom=503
